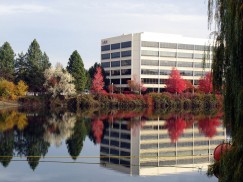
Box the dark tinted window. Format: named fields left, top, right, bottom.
left=101, top=45, right=110, bottom=51
left=111, top=61, right=120, bottom=67
left=121, top=50, right=131, bottom=57
left=101, top=53, right=110, bottom=60
left=111, top=79, right=120, bottom=84
left=101, top=62, right=110, bottom=68
left=111, top=52, right=120, bottom=58
left=111, top=43, right=120, bottom=50
left=121, top=41, right=132, bottom=48
left=121, top=69, right=131, bottom=75
left=121, top=60, right=131, bottom=66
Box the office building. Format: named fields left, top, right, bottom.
left=101, top=32, right=212, bottom=92
left=100, top=118, right=226, bottom=176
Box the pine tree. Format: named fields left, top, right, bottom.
left=67, top=50, right=86, bottom=92
left=0, top=42, right=15, bottom=81
left=15, top=52, right=27, bottom=82
left=41, top=52, right=51, bottom=71
left=24, top=39, right=51, bottom=92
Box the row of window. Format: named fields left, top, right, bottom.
left=101, top=41, right=132, bottom=51
left=109, top=69, right=131, bottom=76
left=142, top=41, right=210, bottom=51
left=141, top=50, right=207, bottom=59
left=101, top=60, right=131, bottom=68
left=101, top=51, right=132, bottom=60
left=140, top=140, right=211, bottom=149
left=110, top=78, right=131, bottom=84
left=141, top=69, right=207, bottom=76
left=103, top=60, right=210, bottom=69
left=141, top=60, right=211, bottom=68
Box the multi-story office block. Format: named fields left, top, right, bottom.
left=101, top=32, right=212, bottom=92
left=100, top=118, right=226, bottom=176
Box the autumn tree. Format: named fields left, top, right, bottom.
left=91, top=67, right=104, bottom=93
left=108, top=84, right=117, bottom=93
left=0, top=42, right=15, bottom=81
left=44, top=64, right=76, bottom=98
left=88, top=62, right=109, bottom=89
left=166, top=68, right=186, bottom=94
left=67, top=50, right=86, bottom=92
left=127, top=75, right=146, bottom=94
left=198, top=72, right=213, bottom=93
left=185, top=80, right=194, bottom=92
left=198, top=116, right=220, bottom=138
left=0, top=79, right=28, bottom=100
left=91, top=119, right=104, bottom=144
left=165, top=116, right=186, bottom=143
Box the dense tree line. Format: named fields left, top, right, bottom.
left=0, top=40, right=109, bottom=95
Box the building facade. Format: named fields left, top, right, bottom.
left=100, top=118, right=226, bottom=176
left=101, top=32, right=212, bottom=92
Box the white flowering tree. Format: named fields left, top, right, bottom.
left=44, top=64, right=76, bottom=98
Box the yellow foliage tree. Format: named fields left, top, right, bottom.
left=0, top=79, right=28, bottom=100
left=0, top=111, right=28, bottom=132
left=16, top=80, right=28, bottom=96
left=0, top=79, right=16, bottom=100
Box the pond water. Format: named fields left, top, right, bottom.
left=0, top=108, right=223, bottom=182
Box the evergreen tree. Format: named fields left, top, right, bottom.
left=0, top=42, right=15, bottom=81
left=42, top=52, right=51, bottom=71
left=15, top=52, right=27, bottom=82
left=24, top=39, right=51, bottom=92
left=66, top=118, right=87, bottom=160
left=67, top=50, right=86, bottom=92
left=0, top=130, right=14, bottom=167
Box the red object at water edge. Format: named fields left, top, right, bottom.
left=213, top=143, right=231, bottom=161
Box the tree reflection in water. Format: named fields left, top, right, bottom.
left=0, top=108, right=224, bottom=171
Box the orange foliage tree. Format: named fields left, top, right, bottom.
left=166, top=68, right=186, bottom=94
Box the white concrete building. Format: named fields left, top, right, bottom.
left=101, top=32, right=212, bottom=92
left=100, top=118, right=226, bottom=176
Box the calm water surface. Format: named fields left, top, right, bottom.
left=0, top=108, right=222, bottom=182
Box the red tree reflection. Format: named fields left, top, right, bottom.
left=165, top=117, right=186, bottom=143
left=198, top=117, right=221, bottom=138
left=91, top=119, right=104, bottom=143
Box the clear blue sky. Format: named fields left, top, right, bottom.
left=0, top=0, right=211, bottom=69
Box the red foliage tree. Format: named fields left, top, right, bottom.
left=166, top=68, right=186, bottom=94
left=198, top=116, right=221, bottom=138
left=91, top=67, right=104, bottom=93
left=198, top=72, right=213, bottom=93
left=165, top=116, right=186, bottom=143
left=91, top=119, right=104, bottom=144
left=185, top=80, right=194, bottom=92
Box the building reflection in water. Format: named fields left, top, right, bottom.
left=100, top=117, right=226, bottom=176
